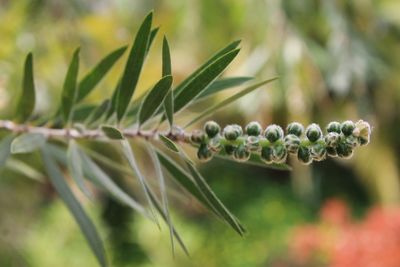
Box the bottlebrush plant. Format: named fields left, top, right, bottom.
left=0, top=12, right=371, bottom=267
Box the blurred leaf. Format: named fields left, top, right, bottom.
left=121, top=139, right=159, bottom=225
left=174, top=40, right=241, bottom=96
left=197, top=76, right=253, bottom=99
left=101, top=125, right=124, bottom=140
left=185, top=77, right=278, bottom=127
left=116, top=12, right=153, bottom=122
left=173, top=49, right=240, bottom=113
left=41, top=146, right=107, bottom=267
left=61, top=48, right=80, bottom=124
left=0, top=135, right=14, bottom=168
left=10, top=133, right=46, bottom=154
left=84, top=99, right=111, bottom=126
left=77, top=46, right=127, bottom=103
left=78, top=148, right=150, bottom=219
left=5, top=158, right=45, bottom=182
left=158, top=134, right=179, bottom=153
left=67, top=140, right=93, bottom=198
left=185, top=162, right=245, bottom=235
left=216, top=153, right=292, bottom=171
left=15, top=53, right=35, bottom=122
left=146, top=27, right=159, bottom=55
left=138, top=75, right=173, bottom=126
left=162, top=37, right=174, bottom=128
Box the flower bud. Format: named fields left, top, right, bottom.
left=204, top=121, right=220, bottom=138
left=344, top=135, right=359, bottom=148
left=354, top=120, right=371, bottom=146
left=341, top=120, right=355, bottom=136
left=326, top=146, right=338, bottom=157
left=324, top=132, right=340, bottom=147
left=197, top=144, right=213, bottom=162
left=336, top=142, right=353, bottom=159
left=261, top=146, right=274, bottom=164
left=306, top=123, right=323, bottom=142
left=232, top=124, right=243, bottom=136
left=326, top=121, right=341, bottom=134
left=245, top=121, right=262, bottom=136
left=245, top=136, right=260, bottom=152
left=264, top=124, right=284, bottom=143
left=224, top=144, right=236, bottom=155
left=298, top=146, right=312, bottom=165
left=286, top=122, right=304, bottom=137
left=284, top=134, right=301, bottom=154
left=191, top=129, right=207, bottom=144
left=310, top=141, right=327, bottom=161
left=223, top=125, right=241, bottom=141
left=208, top=137, right=222, bottom=152
left=233, top=144, right=250, bottom=162
left=272, top=143, right=287, bottom=163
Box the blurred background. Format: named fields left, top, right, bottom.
left=1, top=0, right=400, bottom=266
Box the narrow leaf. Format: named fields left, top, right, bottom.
left=61, top=48, right=80, bottom=124
left=185, top=77, right=278, bottom=127
left=158, top=134, right=180, bottom=153
left=41, top=147, right=107, bottom=267
left=11, top=133, right=46, bottom=154
left=162, top=37, right=174, bottom=128
left=16, top=53, right=35, bottom=122
left=197, top=76, right=253, bottom=99
left=77, top=46, right=127, bottom=102
left=5, top=158, right=45, bottom=182
left=67, top=140, right=93, bottom=198
left=173, top=49, right=240, bottom=113
left=138, top=75, right=173, bottom=126
left=0, top=135, right=14, bottom=168
left=117, top=12, right=153, bottom=121
left=146, top=27, right=159, bottom=54
left=101, top=125, right=124, bottom=140
left=84, top=99, right=111, bottom=126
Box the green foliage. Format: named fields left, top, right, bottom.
left=15, top=53, right=35, bottom=122
left=61, top=48, right=80, bottom=124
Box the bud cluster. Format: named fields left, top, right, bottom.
left=191, top=120, right=371, bottom=165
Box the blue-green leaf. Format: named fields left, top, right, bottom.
left=16, top=53, right=35, bottom=122
left=116, top=12, right=153, bottom=122
left=101, top=125, right=124, bottom=140
left=138, top=75, right=173, bottom=126
left=77, top=46, right=127, bottom=103
left=61, top=48, right=80, bottom=124
left=158, top=134, right=179, bottom=153
left=197, top=76, right=253, bottom=99
left=0, top=135, right=14, bottom=168
left=10, top=133, right=46, bottom=154
left=162, top=37, right=174, bottom=128
left=41, top=147, right=107, bottom=267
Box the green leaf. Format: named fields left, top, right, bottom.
left=84, top=99, right=111, bottom=126
left=138, top=75, right=173, bottom=126
left=147, top=27, right=159, bottom=55
left=197, top=76, right=253, bottom=99
left=173, top=40, right=241, bottom=96
left=158, top=134, right=180, bottom=153
left=120, top=139, right=159, bottom=225
left=67, top=140, right=93, bottom=198
left=11, top=133, right=46, bottom=154
left=61, top=48, right=80, bottom=124
left=0, top=135, right=14, bottom=168
left=101, top=125, right=124, bottom=140
left=162, top=37, right=174, bottom=128
left=185, top=77, right=278, bottom=127
left=78, top=149, right=151, bottom=219
left=173, top=48, right=240, bottom=113
left=77, top=46, right=127, bottom=103
left=185, top=162, right=245, bottom=235
left=116, top=12, right=153, bottom=122
left=5, top=158, right=45, bottom=182
left=41, top=147, right=107, bottom=267
left=15, top=53, right=35, bottom=122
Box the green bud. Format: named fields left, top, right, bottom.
left=223, top=125, right=241, bottom=141
left=326, top=146, right=338, bottom=157
left=208, top=137, right=222, bottom=152
left=326, top=121, right=341, bottom=134
left=191, top=129, right=207, bottom=144
left=341, top=120, right=355, bottom=136
left=233, top=144, right=250, bottom=162
left=344, top=135, right=359, bottom=148
left=245, top=136, right=261, bottom=152
left=261, top=146, right=274, bottom=164
left=284, top=134, right=301, bottom=154
left=224, top=144, right=236, bottom=155
left=310, top=141, right=327, bottom=161
left=264, top=124, right=284, bottom=143
left=306, top=123, right=322, bottom=142
left=204, top=121, right=220, bottom=138
left=298, top=146, right=312, bottom=165
left=354, top=120, right=371, bottom=146
left=245, top=121, right=262, bottom=136
left=197, top=143, right=213, bottom=162
left=324, top=132, right=340, bottom=147
left=286, top=122, right=304, bottom=137
left=336, top=142, right=353, bottom=159
left=232, top=124, right=243, bottom=136
left=272, top=143, right=287, bottom=163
